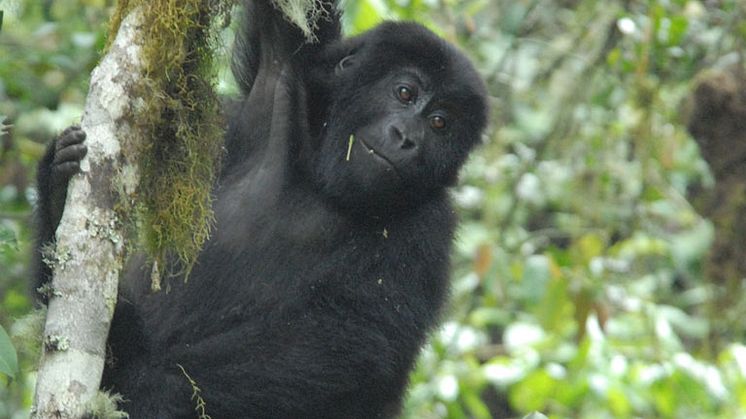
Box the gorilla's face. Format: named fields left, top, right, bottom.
left=313, top=68, right=486, bottom=213
left=305, top=22, right=487, bottom=214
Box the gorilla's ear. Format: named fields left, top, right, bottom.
left=335, top=54, right=356, bottom=75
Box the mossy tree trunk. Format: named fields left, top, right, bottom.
left=31, top=10, right=146, bottom=419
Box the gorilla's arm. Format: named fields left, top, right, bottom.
left=222, top=1, right=342, bottom=173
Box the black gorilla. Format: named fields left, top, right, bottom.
left=34, top=1, right=487, bottom=417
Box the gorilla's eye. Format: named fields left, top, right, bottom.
left=396, top=85, right=415, bottom=103
left=430, top=115, right=447, bottom=130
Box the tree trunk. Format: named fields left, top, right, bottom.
left=687, top=67, right=746, bottom=351
left=31, top=9, right=145, bottom=418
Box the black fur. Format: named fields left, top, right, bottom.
left=34, top=1, right=487, bottom=417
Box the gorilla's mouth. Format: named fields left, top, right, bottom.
left=358, top=137, right=397, bottom=172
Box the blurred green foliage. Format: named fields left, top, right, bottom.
left=1, top=0, right=745, bottom=418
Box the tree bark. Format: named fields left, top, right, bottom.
left=32, top=9, right=145, bottom=418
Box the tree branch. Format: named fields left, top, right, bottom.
left=32, top=9, right=145, bottom=418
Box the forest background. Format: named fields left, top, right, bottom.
left=1, top=0, right=745, bottom=418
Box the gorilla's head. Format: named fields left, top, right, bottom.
left=309, top=22, right=488, bottom=214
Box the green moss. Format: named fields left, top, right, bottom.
left=108, top=0, right=233, bottom=283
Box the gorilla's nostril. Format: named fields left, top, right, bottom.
left=390, top=124, right=403, bottom=140
left=391, top=124, right=415, bottom=149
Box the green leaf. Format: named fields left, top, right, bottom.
left=347, top=0, right=387, bottom=34
left=0, top=226, right=18, bottom=253
left=463, top=387, right=492, bottom=419
left=571, top=233, right=604, bottom=265
left=510, top=369, right=556, bottom=412
left=607, top=385, right=632, bottom=417
left=666, top=16, right=689, bottom=46
left=535, top=275, right=572, bottom=333
left=0, top=325, right=19, bottom=379
left=520, top=255, right=551, bottom=304
left=469, top=307, right=510, bottom=328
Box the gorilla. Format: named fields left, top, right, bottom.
left=34, top=1, right=488, bottom=417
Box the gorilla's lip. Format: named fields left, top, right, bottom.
left=358, top=137, right=401, bottom=177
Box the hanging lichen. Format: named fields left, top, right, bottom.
left=271, top=0, right=329, bottom=40
left=108, top=0, right=234, bottom=287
